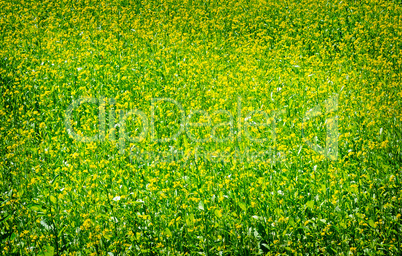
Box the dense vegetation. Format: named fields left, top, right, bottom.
left=1, top=0, right=401, bottom=255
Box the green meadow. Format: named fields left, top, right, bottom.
left=1, top=0, right=401, bottom=255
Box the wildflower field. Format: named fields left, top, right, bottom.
left=1, top=0, right=401, bottom=255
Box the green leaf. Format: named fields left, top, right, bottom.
left=288, top=217, right=295, bottom=226
left=0, top=214, right=11, bottom=223
left=368, top=219, right=375, bottom=228
left=214, top=209, right=222, bottom=218
left=40, top=220, right=52, bottom=230
left=50, top=195, right=57, bottom=204
left=185, top=214, right=195, bottom=226
left=38, top=245, right=54, bottom=256
left=306, top=200, right=314, bottom=209
left=238, top=202, right=246, bottom=211
left=165, top=227, right=172, bottom=237
left=58, top=226, right=67, bottom=238
left=339, top=221, right=347, bottom=229
left=104, top=232, right=113, bottom=240
left=185, top=216, right=192, bottom=226
left=29, top=204, right=43, bottom=212
left=198, top=201, right=204, bottom=211
left=274, top=207, right=282, bottom=216
left=50, top=174, right=60, bottom=184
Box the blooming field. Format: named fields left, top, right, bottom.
left=1, top=0, right=401, bottom=255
